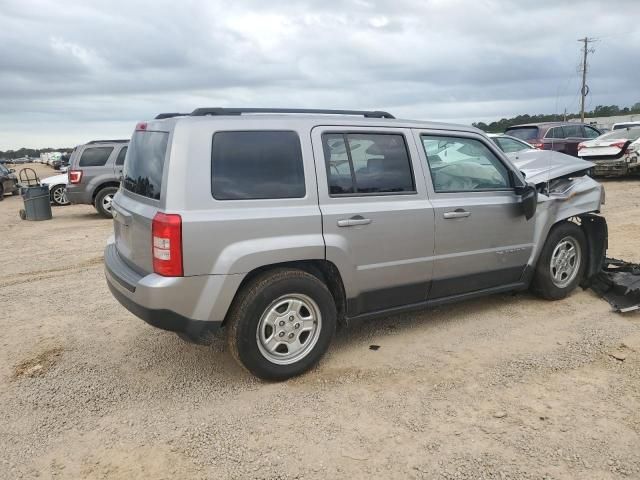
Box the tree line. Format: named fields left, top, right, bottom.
left=0, top=147, right=74, bottom=160
left=473, top=102, right=640, bottom=133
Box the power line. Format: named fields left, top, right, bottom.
left=578, top=37, right=597, bottom=122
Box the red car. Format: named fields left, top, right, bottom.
left=505, top=122, right=601, bottom=157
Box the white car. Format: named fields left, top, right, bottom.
left=487, top=133, right=535, bottom=153
left=41, top=173, right=69, bottom=206
left=578, top=127, right=640, bottom=177
left=612, top=121, right=640, bottom=131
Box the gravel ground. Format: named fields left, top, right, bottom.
left=1, top=163, right=639, bottom=479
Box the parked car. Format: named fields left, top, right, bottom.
left=504, top=122, right=601, bottom=157
left=104, top=108, right=607, bottom=380
left=577, top=127, right=640, bottom=177
left=612, top=121, right=640, bottom=131
left=0, top=163, right=20, bottom=199
left=65, top=140, right=129, bottom=217
left=488, top=134, right=534, bottom=153
left=9, top=156, right=32, bottom=164
left=41, top=173, right=70, bottom=206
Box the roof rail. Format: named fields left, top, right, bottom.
left=190, top=107, right=395, bottom=119
left=154, top=112, right=188, bottom=119
left=87, top=139, right=129, bottom=144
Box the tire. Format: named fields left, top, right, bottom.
left=226, top=268, right=337, bottom=381
left=532, top=221, right=587, bottom=300
left=94, top=187, right=118, bottom=218
left=0, top=184, right=4, bottom=201
left=50, top=185, right=70, bottom=206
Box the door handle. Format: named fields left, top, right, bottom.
left=443, top=209, right=471, bottom=219
left=337, top=216, right=372, bottom=227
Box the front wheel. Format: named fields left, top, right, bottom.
left=226, top=269, right=337, bottom=381
left=94, top=187, right=118, bottom=218
left=532, top=221, right=587, bottom=300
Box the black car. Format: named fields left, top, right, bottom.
left=0, top=164, right=20, bottom=199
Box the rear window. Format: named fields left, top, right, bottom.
left=211, top=131, right=305, bottom=200
left=504, top=127, right=539, bottom=140
left=599, top=128, right=640, bottom=141
left=122, top=131, right=169, bottom=200
left=78, top=147, right=113, bottom=167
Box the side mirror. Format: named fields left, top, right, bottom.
left=516, top=184, right=538, bottom=220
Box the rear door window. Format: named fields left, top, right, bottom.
left=78, top=147, right=113, bottom=167
left=123, top=131, right=169, bottom=200
left=211, top=131, right=305, bottom=200
left=322, top=133, right=415, bottom=195
left=564, top=124, right=583, bottom=138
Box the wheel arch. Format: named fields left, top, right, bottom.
left=223, top=260, right=347, bottom=327
left=92, top=181, right=120, bottom=202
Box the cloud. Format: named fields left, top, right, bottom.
left=0, top=0, right=639, bottom=149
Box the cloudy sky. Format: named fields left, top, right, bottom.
left=1, top=0, right=639, bottom=150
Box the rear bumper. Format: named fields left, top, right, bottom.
left=66, top=185, right=93, bottom=205
left=592, top=159, right=639, bottom=177
left=104, top=242, right=241, bottom=341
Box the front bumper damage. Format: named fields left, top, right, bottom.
left=590, top=258, right=640, bottom=313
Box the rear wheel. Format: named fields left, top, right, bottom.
left=226, top=269, right=337, bottom=380
left=532, top=221, right=587, bottom=300
left=50, top=185, right=69, bottom=206
left=94, top=187, right=118, bottom=218
left=0, top=184, right=4, bottom=201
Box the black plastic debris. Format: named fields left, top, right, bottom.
left=369, top=345, right=380, bottom=351
left=589, top=258, right=640, bottom=312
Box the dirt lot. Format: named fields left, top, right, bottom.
left=1, top=163, right=639, bottom=479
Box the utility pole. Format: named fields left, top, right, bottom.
left=578, top=37, right=596, bottom=123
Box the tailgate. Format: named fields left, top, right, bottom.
left=112, top=127, right=170, bottom=274
left=112, top=192, right=158, bottom=274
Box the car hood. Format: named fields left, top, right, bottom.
left=506, top=150, right=595, bottom=185
left=41, top=173, right=68, bottom=188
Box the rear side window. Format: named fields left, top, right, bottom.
left=322, top=133, right=415, bottom=195
left=547, top=127, right=565, bottom=139
left=78, top=147, right=113, bottom=167
left=505, top=127, right=538, bottom=140
left=123, top=132, right=169, bottom=200
left=115, top=147, right=128, bottom=166
left=211, top=131, right=305, bottom=200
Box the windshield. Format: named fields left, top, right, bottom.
left=597, top=128, right=640, bottom=142
left=505, top=127, right=539, bottom=140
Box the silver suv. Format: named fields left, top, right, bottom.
left=105, top=108, right=607, bottom=380
left=66, top=139, right=129, bottom=217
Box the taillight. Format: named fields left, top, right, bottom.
left=531, top=142, right=544, bottom=149
left=577, top=142, right=586, bottom=151
left=152, top=212, right=183, bottom=277
left=69, top=170, right=83, bottom=184
left=611, top=141, right=627, bottom=149
left=136, top=122, right=148, bottom=131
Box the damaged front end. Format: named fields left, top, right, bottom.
left=511, top=150, right=608, bottom=286
left=510, top=150, right=639, bottom=312
left=590, top=259, right=640, bottom=312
